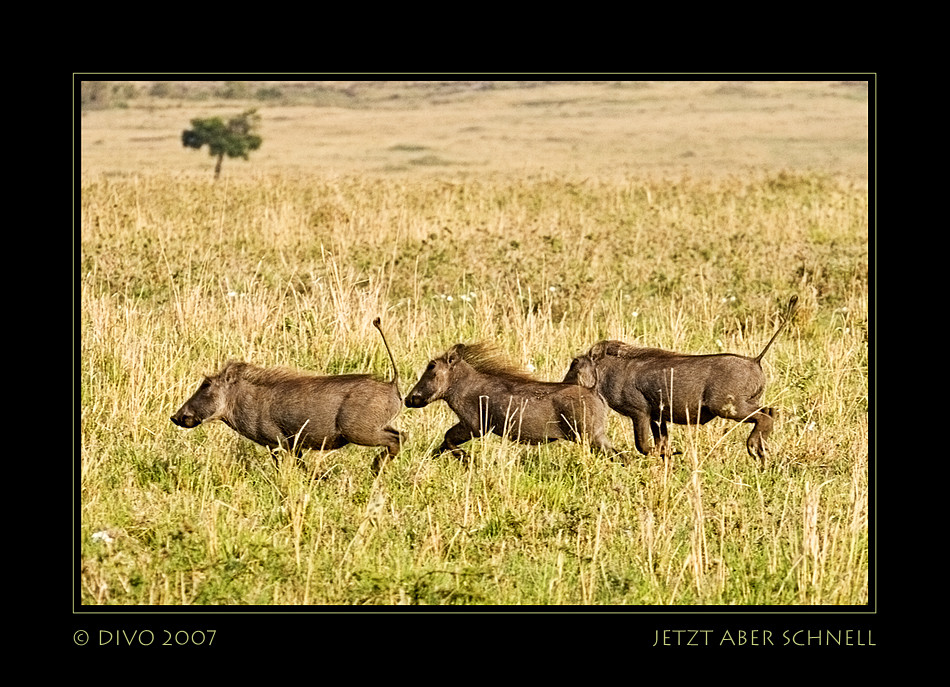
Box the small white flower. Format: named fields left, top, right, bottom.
left=526, top=362, right=537, bottom=373
left=92, top=530, right=114, bottom=545
left=549, top=286, right=557, bottom=293
left=631, top=311, right=639, bottom=318
left=446, top=295, right=453, bottom=302
left=227, top=290, right=238, bottom=298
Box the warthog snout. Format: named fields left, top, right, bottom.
left=405, top=359, right=448, bottom=408
left=171, top=378, right=219, bottom=429
left=404, top=392, right=428, bottom=408
left=170, top=410, right=200, bottom=428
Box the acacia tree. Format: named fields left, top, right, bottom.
left=182, top=109, right=262, bottom=179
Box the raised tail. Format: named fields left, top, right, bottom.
left=753, top=295, right=799, bottom=364
left=373, top=317, right=401, bottom=397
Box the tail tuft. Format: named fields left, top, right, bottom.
left=754, top=296, right=799, bottom=364
left=373, top=317, right=401, bottom=397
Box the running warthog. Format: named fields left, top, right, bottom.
left=171, top=318, right=403, bottom=473
left=564, top=296, right=798, bottom=463
left=405, top=342, right=615, bottom=459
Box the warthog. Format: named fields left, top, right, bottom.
left=171, top=318, right=403, bottom=473
left=564, top=296, right=798, bottom=463
left=405, top=342, right=615, bottom=459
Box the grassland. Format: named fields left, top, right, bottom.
left=78, top=80, right=869, bottom=607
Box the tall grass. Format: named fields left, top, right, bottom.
left=79, top=170, right=868, bottom=605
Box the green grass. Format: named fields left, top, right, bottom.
left=79, top=168, right=868, bottom=606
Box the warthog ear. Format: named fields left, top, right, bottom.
left=588, top=341, right=608, bottom=360
left=221, top=361, right=243, bottom=384
left=575, top=359, right=598, bottom=389
left=445, top=344, right=465, bottom=365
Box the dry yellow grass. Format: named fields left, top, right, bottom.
left=78, top=79, right=870, bottom=612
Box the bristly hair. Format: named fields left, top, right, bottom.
left=452, top=342, right=537, bottom=381
left=218, top=360, right=372, bottom=385
left=591, top=340, right=678, bottom=359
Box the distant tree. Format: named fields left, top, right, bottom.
left=182, top=109, right=262, bottom=179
